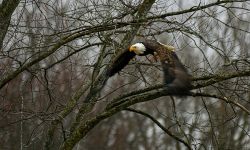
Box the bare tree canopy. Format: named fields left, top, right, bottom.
left=0, top=0, right=250, bottom=150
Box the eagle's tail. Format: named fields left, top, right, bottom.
left=161, top=53, right=192, bottom=95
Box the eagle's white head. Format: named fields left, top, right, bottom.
left=129, top=43, right=146, bottom=55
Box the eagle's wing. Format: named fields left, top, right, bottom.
left=107, top=50, right=136, bottom=77
left=160, top=50, right=191, bottom=93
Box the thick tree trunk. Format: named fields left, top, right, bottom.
left=0, top=0, right=20, bottom=50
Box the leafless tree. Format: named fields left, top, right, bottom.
left=0, top=0, right=250, bottom=150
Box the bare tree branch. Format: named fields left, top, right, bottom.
left=124, top=108, right=192, bottom=150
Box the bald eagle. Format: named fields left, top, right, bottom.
left=107, top=39, right=192, bottom=94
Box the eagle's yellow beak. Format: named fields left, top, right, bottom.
left=129, top=46, right=137, bottom=52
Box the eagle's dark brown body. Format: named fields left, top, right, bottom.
left=107, top=39, right=192, bottom=94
